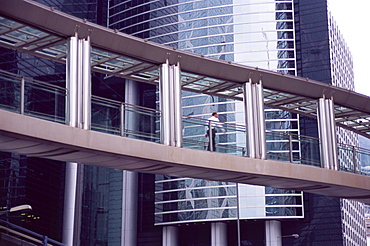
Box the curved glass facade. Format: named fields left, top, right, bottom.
left=109, top=0, right=303, bottom=225
left=109, top=0, right=296, bottom=74
left=155, top=177, right=237, bottom=225
left=155, top=177, right=303, bottom=225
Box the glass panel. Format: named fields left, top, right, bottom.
left=182, top=116, right=247, bottom=156
left=91, top=97, right=121, bottom=135
left=0, top=71, right=21, bottom=113
left=23, top=79, right=66, bottom=123
left=91, top=96, right=160, bottom=142
left=0, top=70, right=66, bottom=122
left=266, top=206, right=302, bottom=217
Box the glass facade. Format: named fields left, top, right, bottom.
left=294, top=0, right=366, bottom=244
left=110, top=0, right=366, bottom=244
left=155, top=177, right=237, bottom=224
left=0, top=1, right=131, bottom=245
left=110, top=0, right=304, bottom=226
left=0, top=153, right=65, bottom=241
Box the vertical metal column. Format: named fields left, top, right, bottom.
left=62, top=161, right=78, bottom=245
left=160, top=61, right=171, bottom=146
left=120, top=103, right=125, bottom=137
left=63, top=35, right=91, bottom=246
left=173, top=63, right=183, bottom=147
left=159, top=60, right=183, bottom=147
left=160, top=60, right=182, bottom=245
left=256, top=79, right=266, bottom=159
left=66, top=35, right=78, bottom=127
left=317, top=97, right=338, bottom=170
left=81, top=37, right=91, bottom=130
left=67, top=36, right=91, bottom=129
left=121, top=171, right=138, bottom=246
left=265, top=220, right=282, bottom=246
left=211, top=222, right=227, bottom=246
left=122, top=79, right=139, bottom=246
left=243, top=78, right=266, bottom=159
left=125, top=79, right=139, bottom=138
left=162, top=226, right=178, bottom=246
left=63, top=35, right=78, bottom=246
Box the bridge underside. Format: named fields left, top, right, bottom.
left=0, top=110, right=369, bottom=204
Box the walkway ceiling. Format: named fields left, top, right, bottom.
left=1, top=0, right=370, bottom=138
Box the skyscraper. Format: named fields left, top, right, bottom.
left=108, top=0, right=366, bottom=245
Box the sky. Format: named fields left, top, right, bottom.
left=329, top=3, right=370, bottom=244
left=328, top=1, right=370, bottom=96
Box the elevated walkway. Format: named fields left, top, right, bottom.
left=0, top=109, right=369, bottom=204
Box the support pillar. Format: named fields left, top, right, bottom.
left=124, top=80, right=139, bottom=137
left=159, top=60, right=183, bottom=147
left=211, top=222, right=227, bottom=246
left=121, top=171, right=138, bottom=246
left=265, top=220, right=282, bottom=246
left=243, top=78, right=266, bottom=159
left=163, top=226, right=178, bottom=246
left=121, top=80, right=138, bottom=246
left=317, top=97, right=338, bottom=170
left=63, top=35, right=91, bottom=246
left=62, top=161, right=78, bottom=245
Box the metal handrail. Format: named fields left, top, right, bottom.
left=0, top=69, right=369, bottom=176
left=0, top=219, right=65, bottom=246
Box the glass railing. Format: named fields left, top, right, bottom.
left=0, top=69, right=369, bottom=176
left=0, top=70, right=66, bottom=123
left=266, top=131, right=321, bottom=167
left=338, top=143, right=370, bottom=175
left=182, top=116, right=247, bottom=156
left=91, top=96, right=160, bottom=142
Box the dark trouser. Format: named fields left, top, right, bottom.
left=207, top=128, right=217, bottom=151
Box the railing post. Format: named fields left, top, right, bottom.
left=43, top=236, right=48, bottom=246
left=208, top=120, right=214, bottom=152
left=352, top=146, right=357, bottom=173
left=120, top=102, right=125, bottom=137
left=20, top=77, right=25, bottom=115
left=289, top=133, right=293, bottom=163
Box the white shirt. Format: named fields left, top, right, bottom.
left=207, top=115, right=220, bottom=129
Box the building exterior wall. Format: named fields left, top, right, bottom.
left=0, top=153, right=65, bottom=242
left=111, top=0, right=366, bottom=245
left=110, top=0, right=303, bottom=224
left=0, top=1, right=127, bottom=245
left=294, top=0, right=366, bottom=245
left=109, top=1, right=305, bottom=244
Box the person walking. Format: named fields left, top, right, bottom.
left=205, top=112, right=220, bottom=151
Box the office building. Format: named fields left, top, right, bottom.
left=109, top=0, right=366, bottom=245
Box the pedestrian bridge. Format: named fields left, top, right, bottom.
left=0, top=109, right=369, bottom=204
left=0, top=0, right=369, bottom=204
